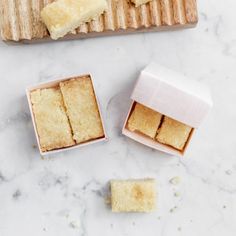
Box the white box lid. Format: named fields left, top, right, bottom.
left=131, top=63, right=213, bottom=128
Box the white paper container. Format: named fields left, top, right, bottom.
left=26, top=75, right=108, bottom=156
left=122, top=63, right=213, bottom=156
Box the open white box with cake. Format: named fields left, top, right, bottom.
left=26, top=75, right=108, bottom=156
left=122, top=63, right=213, bottom=156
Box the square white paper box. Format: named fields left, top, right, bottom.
left=26, top=75, right=108, bottom=156
left=123, top=63, right=213, bottom=156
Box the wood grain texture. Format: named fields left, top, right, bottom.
left=184, top=0, right=198, bottom=23
left=160, top=0, right=174, bottom=25
left=172, top=0, right=186, bottom=24
left=0, top=0, right=198, bottom=43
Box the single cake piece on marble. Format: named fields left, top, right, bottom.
left=111, top=179, right=156, bottom=212
left=41, top=0, right=108, bottom=40
left=30, top=88, right=75, bottom=152
left=127, top=103, right=162, bottom=139
left=156, top=116, right=192, bottom=150
left=59, top=76, right=104, bottom=144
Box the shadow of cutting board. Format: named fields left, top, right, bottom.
left=0, top=0, right=198, bottom=43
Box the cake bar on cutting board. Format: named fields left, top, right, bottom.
left=0, top=0, right=198, bottom=43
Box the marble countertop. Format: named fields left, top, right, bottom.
left=0, top=0, right=236, bottom=235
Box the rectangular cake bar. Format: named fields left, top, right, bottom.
left=156, top=116, right=192, bottom=150
left=111, top=179, right=156, bottom=212
left=30, top=87, right=75, bottom=152
left=41, top=0, right=108, bottom=40
left=60, top=76, right=104, bottom=144
left=127, top=103, right=162, bottom=139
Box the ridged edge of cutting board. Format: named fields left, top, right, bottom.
left=0, top=0, right=198, bottom=43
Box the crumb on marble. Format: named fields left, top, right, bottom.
left=170, top=206, right=178, bottom=213
left=0, top=172, right=6, bottom=183
left=12, top=189, right=21, bottom=200
left=174, top=192, right=180, bottom=197
left=169, top=176, right=181, bottom=185
left=69, top=220, right=80, bottom=229
left=225, top=170, right=232, bottom=175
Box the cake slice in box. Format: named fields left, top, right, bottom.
left=30, top=88, right=75, bottom=152
left=156, top=116, right=192, bottom=150
left=60, top=76, right=104, bottom=144
left=127, top=103, right=163, bottom=139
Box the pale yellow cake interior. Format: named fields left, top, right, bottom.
left=111, top=179, right=156, bottom=212
left=41, top=0, right=108, bottom=39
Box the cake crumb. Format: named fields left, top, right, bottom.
left=170, top=206, right=177, bottom=213
left=105, top=196, right=111, bottom=205
left=12, top=189, right=21, bottom=200
left=69, top=220, right=80, bottom=229
left=169, top=176, right=181, bottom=185
left=174, top=192, right=180, bottom=197
left=225, top=170, right=232, bottom=175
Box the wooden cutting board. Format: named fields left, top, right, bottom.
left=0, top=0, right=198, bottom=43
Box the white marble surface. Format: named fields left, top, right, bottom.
left=1, top=0, right=236, bottom=235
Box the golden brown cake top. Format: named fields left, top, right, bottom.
left=156, top=116, right=192, bottom=150
left=30, top=87, right=75, bottom=152
left=60, top=76, right=104, bottom=144
left=128, top=103, right=162, bottom=139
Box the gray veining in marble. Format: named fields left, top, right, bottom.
left=0, top=0, right=236, bottom=235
